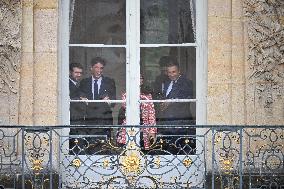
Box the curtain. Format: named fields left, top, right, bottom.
left=69, top=0, right=76, bottom=35
left=190, top=0, right=196, bottom=40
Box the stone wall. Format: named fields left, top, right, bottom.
left=207, top=0, right=284, bottom=125
left=19, top=0, right=58, bottom=125
left=0, top=0, right=21, bottom=125
left=243, top=0, right=284, bottom=125
left=0, top=0, right=283, bottom=125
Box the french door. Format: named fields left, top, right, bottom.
left=60, top=0, right=207, bottom=187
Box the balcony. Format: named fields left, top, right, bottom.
left=0, top=125, right=283, bottom=188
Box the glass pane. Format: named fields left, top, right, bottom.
left=70, top=0, right=126, bottom=44
left=140, top=47, right=196, bottom=100
left=141, top=0, right=196, bottom=44
left=154, top=102, right=196, bottom=125
left=137, top=102, right=196, bottom=155
left=69, top=47, right=126, bottom=126
left=68, top=102, right=124, bottom=155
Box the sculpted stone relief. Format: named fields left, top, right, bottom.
left=243, top=0, right=284, bottom=109
left=0, top=0, right=21, bottom=124
left=0, top=0, right=21, bottom=94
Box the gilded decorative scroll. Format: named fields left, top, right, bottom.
left=243, top=0, right=284, bottom=109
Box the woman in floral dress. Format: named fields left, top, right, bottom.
left=117, top=76, right=157, bottom=150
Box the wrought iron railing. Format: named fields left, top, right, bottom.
left=0, top=125, right=283, bottom=189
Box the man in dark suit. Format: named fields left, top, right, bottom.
left=69, top=63, right=86, bottom=154
left=153, top=56, right=170, bottom=99
left=157, top=58, right=195, bottom=155
left=160, top=62, right=193, bottom=123
left=69, top=63, right=85, bottom=125
left=79, top=57, right=116, bottom=154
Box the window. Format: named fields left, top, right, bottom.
left=60, top=0, right=207, bottom=153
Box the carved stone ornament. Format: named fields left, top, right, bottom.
left=0, top=0, right=21, bottom=94
left=243, top=0, right=284, bottom=109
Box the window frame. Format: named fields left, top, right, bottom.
left=58, top=0, right=207, bottom=126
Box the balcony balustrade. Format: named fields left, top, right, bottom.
left=0, top=125, right=283, bottom=189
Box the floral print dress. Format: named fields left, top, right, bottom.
left=117, top=93, right=157, bottom=150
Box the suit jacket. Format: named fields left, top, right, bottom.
left=79, top=76, right=116, bottom=124
left=153, top=74, right=169, bottom=99
left=69, top=79, right=86, bottom=122
left=160, top=75, right=193, bottom=121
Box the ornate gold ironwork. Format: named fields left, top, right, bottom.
left=43, top=136, right=49, bottom=145
left=214, top=133, right=222, bottom=144
left=31, top=159, right=43, bottom=175
left=71, top=158, right=82, bottom=168
left=154, top=156, right=161, bottom=168
left=220, top=158, right=234, bottom=173
left=127, top=141, right=136, bottom=149
left=74, top=139, right=79, bottom=144
left=183, top=158, right=192, bottom=168
left=103, top=159, right=110, bottom=169
left=121, top=152, right=141, bottom=174
left=25, top=135, right=32, bottom=146
left=128, top=128, right=136, bottom=137
left=231, top=134, right=240, bottom=144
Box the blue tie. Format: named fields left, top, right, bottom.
left=93, top=80, right=99, bottom=99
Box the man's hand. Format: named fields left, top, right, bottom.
left=102, top=96, right=110, bottom=100
left=103, top=96, right=111, bottom=105
left=80, top=97, right=88, bottom=105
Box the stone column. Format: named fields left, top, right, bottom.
left=19, top=0, right=59, bottom=125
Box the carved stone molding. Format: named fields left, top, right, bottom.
left=0, top=0, right=21, bottom=94
left=243, top=0, right=284, bottom=109
left=0, top=0, right=21, bottom=125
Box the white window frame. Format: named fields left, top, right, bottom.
left=58, top=0, right=207, bottom=126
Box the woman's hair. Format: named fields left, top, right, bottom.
left=140, top=73, right=153, bottom=94
left=141, top=83, right=153, bottom=94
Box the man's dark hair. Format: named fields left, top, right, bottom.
left=69, top=63, right=83, bottom=72
left=166, top=61, right=180, bottom=70
left=91, top=57, right=106, bottom=67
left=159, top=56, right=178, bottom=68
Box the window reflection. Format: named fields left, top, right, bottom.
left=155, top=102, right=196, bottom=125
left=141, top=47, right=196, bottom=100
left=69, top=47, right=126, bottom=127
left=69, top=47, right=126, bottom=103
left=141, top=48, right=196, bottom=155
left=70, top=0, right=126, bottom=44
left=141, top=0, right=196, bottom=44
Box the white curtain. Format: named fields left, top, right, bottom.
left=190, top=0, right=196, bottom=40
left=69, top=0, right=76, bottom=34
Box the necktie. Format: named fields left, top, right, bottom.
left=93, top=80, right=99, bottom=99
left=75, top=82, right=79, bottom=88
left=166, top=81, right=173, bottom=97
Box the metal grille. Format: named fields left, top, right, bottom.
left=0, top=125, right=283, bottom=188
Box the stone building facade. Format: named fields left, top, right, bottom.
left=0, top=0, right=283, bottom=126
